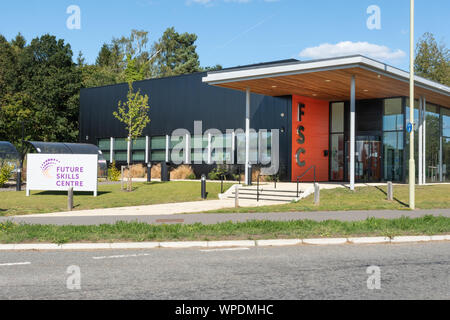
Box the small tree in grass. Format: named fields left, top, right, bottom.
left=113, top=82, right=150, bottom=191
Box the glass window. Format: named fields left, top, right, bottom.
left=330, top=134, right=344, bottom=181
left=442, top=107, right=450, bottom=138
left=114, top=151, right=127, bottom=162
left=384, top=98, right=404, bottom=131
left=331, top=102, right=344, bottom=133
left=98, top=139, right=110, bottom=151
left=151, top=136, right=166, bottom=150
left=151, top=150, right=166, bottom=162
left=114, top=138, right=128, bottom=151
left=444, top=137, right=450, bottom=182
left=425, top=104, right=440, bottom=183
left=236, top=132, right=258, bottom=164
left=383, top=131, right=404, bottom=181
left=133, top=137, right=146, bottom=150
left=102, top=152, right=110, bottom=162
left=132, top=151, right=145, bottom=162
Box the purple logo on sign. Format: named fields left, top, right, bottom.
left=40, top=159, right=61, bottom=178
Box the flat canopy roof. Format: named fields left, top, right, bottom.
left=203, top=55, right=450, bottom=107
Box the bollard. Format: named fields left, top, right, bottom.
left=16, top=169, right=22, bottom=192
left=68, top=187, right=74, bottom=211
left=314, top=183, right=320, bottom=205
left=147, top=163, right=152, bottom=183
left=247, top=164, right=252, bottom=186
left=161, top=162, right=170, bottom=182
left=201, top=174, right=207, bottom=199
left=235, top=185, right=240, bottom=208
left=387, top=182, right=394, bottom=201
left=121, top=166, right=125, bottom=190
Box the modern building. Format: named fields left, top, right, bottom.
left=80, top=55, right=450, bottom=184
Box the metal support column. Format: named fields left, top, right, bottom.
left=245, top=88, right=251, bottom=185
left=350, top=75, right=356, bottom=191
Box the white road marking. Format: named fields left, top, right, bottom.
left=200, top=248, right=251, bottom=252
left=92, top=253, right=152, bottom=260
left=0, top=262, right=31, bottom=267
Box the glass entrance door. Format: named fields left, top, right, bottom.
left=347, top=136, right=382, bottom=182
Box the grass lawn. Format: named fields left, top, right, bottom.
left=206, top=184, right=450, bottom=213
left=0, top=216, right=448, bottom=244
left=0, top=181, right=233, bottom=217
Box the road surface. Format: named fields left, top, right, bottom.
left=0, top=242, right=448, bottom=300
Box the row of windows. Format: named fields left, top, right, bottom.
left=98, top=133, right=273, bottom=164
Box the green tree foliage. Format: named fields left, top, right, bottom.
left=0, top=33, right=80, bottom=146
left=152, top=27, right=201, bottom=77
left=415, top=32, right=450, bottom=86
left=81, top=28, right=212, bottom=88
left=113, top=82, right=150, bottom=191
left=113, top=82, right=150, bottom=142
left=0, top=163, right=13, bottom=187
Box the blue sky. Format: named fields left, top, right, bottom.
left=0, top=0, right=448, bottom=70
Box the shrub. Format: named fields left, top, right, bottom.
left=170, top=165, right=195, bottom=180
left=0, top=163, right=14, bottom=188
left=186, top=173, right=197, bottom=180
left=123, top=164, right=147, bottom=178
left=151, top=163, right=161, bottom=179
left=208, top=166, right=228, bottom=180
left=108, top=161, right=121, bottom=181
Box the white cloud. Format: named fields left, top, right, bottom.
left=299, top=41, right=406, bottom=63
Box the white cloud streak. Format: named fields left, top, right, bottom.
left=299, top=41, right=406, bottom=63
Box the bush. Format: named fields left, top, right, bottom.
left=186, top=173, right=197, bottom=180
left=108, top=161, right=121, bottom=182
left=151, top=163, right=161, bottom=179
left=208, top=166, right=228, bottom=180
left=122, top=164, right=147, bottom=179
left=0, top=163, right=14, bottom=188
left=170, top=165, right=195, bottom=180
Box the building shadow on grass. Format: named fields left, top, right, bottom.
left=373, top=185, right=409, bottom=208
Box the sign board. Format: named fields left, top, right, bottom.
left=406, top=122, right=413, bottom=133
left=26, top=154, right=98, bottom=197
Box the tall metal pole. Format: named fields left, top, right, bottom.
left=350, top=75, right=356, bottom=191
left=409, top=0, right=416, bottom=209
left=245, top=88, right=251, bottom=185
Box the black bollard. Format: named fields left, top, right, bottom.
left=201, top=174, right=207, bottom=199
left=161, top=162, right=170, bottom=182
left=147, top=163, right=152, bottom=183
left=16, top=169, right=22, bottom=192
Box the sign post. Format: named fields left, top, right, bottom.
left=26, top=154, right=98, bottom=197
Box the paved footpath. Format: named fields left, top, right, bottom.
left=1, top=209, right=449, bottom=226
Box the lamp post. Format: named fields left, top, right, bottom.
left=409, top=0, right=416, bottom=209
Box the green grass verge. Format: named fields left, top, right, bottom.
left=205, top=184, right=450, bottom=213
left=0, top=181, right=233, bottom=217
left=0, top=216, right=449, bottom=244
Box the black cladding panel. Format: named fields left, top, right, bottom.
left=79, top=72, right=292, bottom=172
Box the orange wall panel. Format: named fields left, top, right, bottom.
left=291, top=95, right=330, bottom=182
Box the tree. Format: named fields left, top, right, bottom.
left=152, top=27, right=201, bottom=77
left=202, top=64, right=223, bottom=72
left=415, top=32, right=450, bottom=86
left=113, top=82, right=150, bottom=191
left=79, top=64, right=119, bottom=88
left=76, top=51, right=86, bottom=67
left=14, top=34, right=81, bottom=143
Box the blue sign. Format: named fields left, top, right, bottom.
left=406, top=123, right=413, bottom=133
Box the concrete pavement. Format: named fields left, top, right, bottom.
left=2, top=209, right=449, bottom=226
left=0, top=242, right=448, bottom=299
